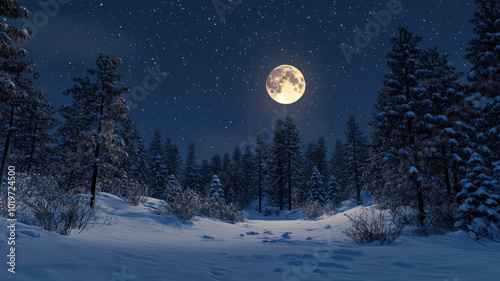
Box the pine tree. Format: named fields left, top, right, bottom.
left=148, top=131, right=167, bottom=198
left=58, top=53, right=130, bottom=207
left=303, top=137, right=329, bottom=184
left=121, top=119, right=149, bottom=186
left=200, top=159, right=213, bottom=191
left=254, top=134, right=268, bottom=213
left=308, top=166, right=327, bottom=204
left=165, top=174, right=182, bottom=203
left=207, top=175, right=225, bottom=202
left=182, top=142, right=201, bottom=194
left=220, top=152, right=232, bottom=200
left=456, top=150, right=500, bottom=241
left=210, top=154, right=222, bottom=176
left=345, top=116, right=369, bottom=205
left=326, top=175, right=341, bottom=204
left=241, top=145, right=256, bottom=207
left=269, top=116, right=303, bottom=210
left=329, top=139, right=348, bottom=190
left=228, top=146, right=243, bottom=204
left=368, top=27, right=428, bottom=228
left=13, top=88, right=56, bottom=174
left=0, top=1, right=33, bottom=188
left=164, top=137, right=181, bottom=177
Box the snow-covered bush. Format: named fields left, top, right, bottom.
left=200, top=198, right=247, bottom=224
left=163, top=188, right=201, bottom=221
left=301, top=200, right=335, bottom=220
left=263, top=207, right=280, bottom=217
left=343, top=207, right=404, bottom=245
left=0, top=173, right=99, bottom=236
left=121, top=179, right=148, bottom=205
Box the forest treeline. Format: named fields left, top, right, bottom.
left=0, top=0, right=499, bottom=241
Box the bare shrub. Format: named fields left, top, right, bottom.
left=343, top=207, right=404, bottom=245
left=121, top=179, right=148, bottom=205
left=200, top=198, right=247, bottom=223
left=301, top=201, right=336, bottom=220
left=162, top=188, right=201, bottom=221
left=1, top=173, right=102, bottom=236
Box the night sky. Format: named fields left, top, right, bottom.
left=14, top=0, right=475, bottom=160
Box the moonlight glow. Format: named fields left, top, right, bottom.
left=266, top=65, right=306, bottom=104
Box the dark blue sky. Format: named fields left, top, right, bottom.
left=15, top=0, right=475, bottom=160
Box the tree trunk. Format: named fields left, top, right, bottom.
left=288, top=151, right=292, bottom=210
left=258, top=164, right=262, bottom=213
left=0, top=106, right=15, bottom=189
left=27, top=121, right=38, bottom=173
left=90, top=96, right=105, bottom=208
left=452, top=162, right=460, bottom=195
left=442, top=146, right=452, bottom=198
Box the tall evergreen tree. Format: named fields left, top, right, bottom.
left=254, top=134, right=268, bottom=213
left=148, top=131, right=166, bottom=198
left=164, top=137, right=181, bottom=177
left=241, top=145, right=256, bottom=207
left=0, top=1, right=33, bottom=188
left=210, top=153, right=222, bottom=176
left=183, top=142, right=201, bottom=193
left=200, top=159, right=213, bottom=190
left=59, top=53, right=130, bottom=207
left=329, top=139, right=348, bottom=191
left=269, top=116, right=303, bottom=210
left=326, top=175, right=341, bottom=204
left=345, top=116, right=369, bottom=205
left=121, top=119, right=149, bottom=186
left=308, top=166, right=327, bottom=204
left=228, top=146, right=243, bottom=204
left=368, top=27, right=428, bottom=228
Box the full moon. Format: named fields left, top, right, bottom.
left=266, top=65, right=306, bottom=104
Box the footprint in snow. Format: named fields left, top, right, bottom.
left=202, top=235, right=215, bottom=240
left=246, top=231, right=259, bottom=235
left=393, top=261, right=413, bottom=268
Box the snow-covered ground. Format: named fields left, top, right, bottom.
left=1, top=193, right=499, bottom=281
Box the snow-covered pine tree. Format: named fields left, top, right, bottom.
left=329, top=139, right=348, bottom=191
left=368, top=27, right=428, bottom=228
left=254, top=134, right=268, bottom=213
left=326, top=175, right=341, bottom=204
left=303, top=137, right=329, bottom=186
left=345, top=116, right=369, bottom=205
left=14, top=88, right=56, bottom=174
left=165, top=174, right=182, bottom=203
left=220, top=152, right=232, bottom=201
left=308, top=166, right=327, bottom=204
left=120, top=119, right=149, bottom=187
left=164, top=137, right=181, bottom=178
left=269, top=116, right=303, bottom=210
left=206, top=174, right=225, bottom=203
left=182, top=142, right=202, bottom=194
left=200, top=159, right=213, bottom=191
left=148, top=131, right=167, bottom=199
left=464, top=0, right=500, bottom=188
left=210, top=153, right=222, bottom=176
left=59, top=53, right=130, bottom=207
left=455, top=0, right=500, bottom=239
left=228, top=146, right=243, bottom=204
left=240, top=145, right=256, bottom=207
left=417, top=47, right=469, bottom=200
left=456, top=149, right=500, bottom=241
left=0, top=1, right=33, bottom=188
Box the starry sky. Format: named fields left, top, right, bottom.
left=14, top=0, right=475, bottom=160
